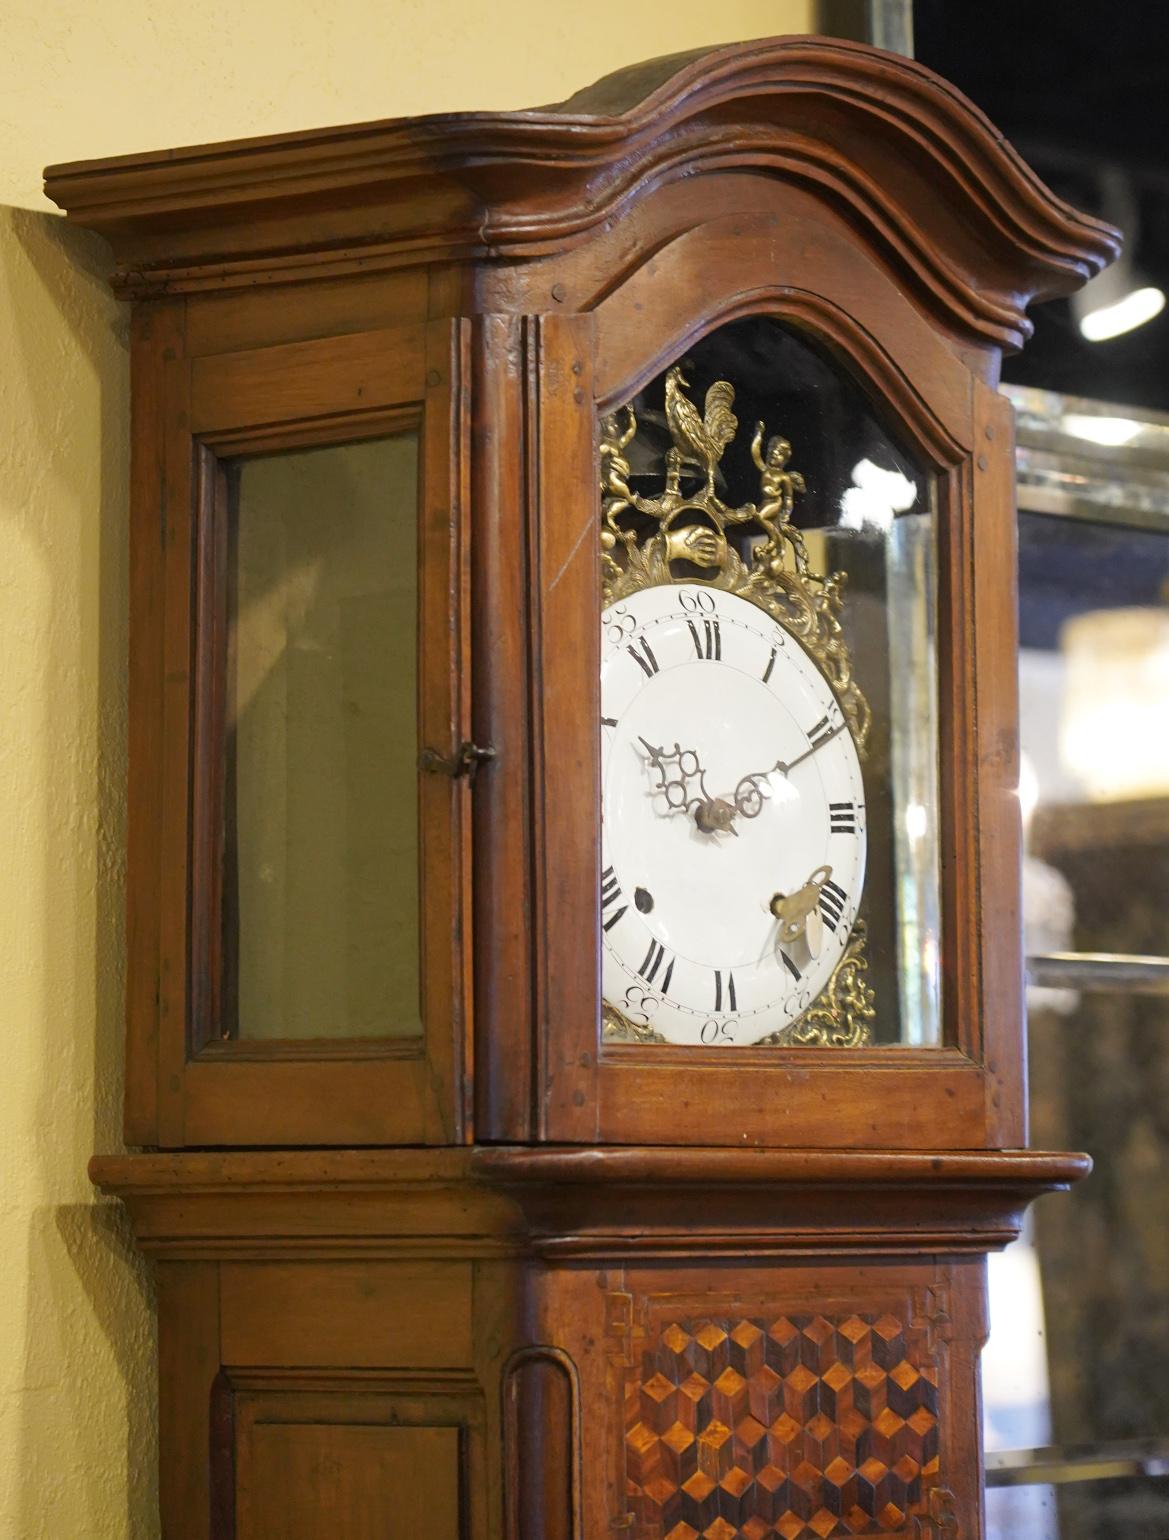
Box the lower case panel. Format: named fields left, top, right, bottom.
left=93, top=1147, right=1086, bottom=1540
left=193, top=1259, right=975, bottom=1540
left=599, top=1267, right=965, bottom=1540
left=238, top=1415, right=463, bottom=1540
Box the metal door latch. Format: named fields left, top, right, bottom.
left=418, top=741, right=497, bottom=780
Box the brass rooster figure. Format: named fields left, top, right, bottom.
left=664, top=366, right=737, bottom=496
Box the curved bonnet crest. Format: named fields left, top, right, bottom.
left=45, top=35, right=1119, bottom=349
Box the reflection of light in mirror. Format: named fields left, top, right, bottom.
left=921, top=933, right=939, bottom=982
left=904, top=800, right=928, bottom=841
left=1061, top=608, right=1169, bottom=799
left=839, top=459, right=917, bottom=531
left=1062, top=411, right=1143, bottom=448
left=231, top=555, right=326, bottom=721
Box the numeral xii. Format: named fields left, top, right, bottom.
left=687, top=617, right=721, bottom=661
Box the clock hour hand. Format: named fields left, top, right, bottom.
left=637, top=737, right=737, bottom=835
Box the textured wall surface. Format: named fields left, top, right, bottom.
left=5, top=0, right=814, bottom=213
left=0, top=2, right=811, bottom=1535
left=0, top=206, right=156, bottom=1538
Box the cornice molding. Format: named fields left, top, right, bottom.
left=44, top=35, right=1118, bottom=346
left=90, top=1146, right=1089, bottom=1262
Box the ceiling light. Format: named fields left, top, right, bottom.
left=1071, top=169, right=1165, bottom=343
left=1078, top=285, right=1165, bottom=342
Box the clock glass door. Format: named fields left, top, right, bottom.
left=218, top=433, right=423, bottom=1042
left=599, top=318, right=941, bottom=1049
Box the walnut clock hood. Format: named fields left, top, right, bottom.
left=46, top=33, right=1115, bottom=1540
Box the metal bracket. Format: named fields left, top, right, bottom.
left=418, top=741, right=497, bottom=781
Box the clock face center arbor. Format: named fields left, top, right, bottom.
left=48, top=32, right=1117, bottom=1540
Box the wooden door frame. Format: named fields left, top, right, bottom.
left=136, top=316, right=472, bottom=1147
left=519, top=193, right=1023, bottom=1149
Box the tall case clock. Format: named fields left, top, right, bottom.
left=47, top=36, right=1117, bottom=1540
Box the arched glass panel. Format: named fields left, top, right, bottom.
left=598, top=317, right=939, bottom=1048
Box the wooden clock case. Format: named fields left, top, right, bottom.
left=46, top=37, right=1115, bottom=1540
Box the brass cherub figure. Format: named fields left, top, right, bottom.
left=751, top=423, right=810, bottom=576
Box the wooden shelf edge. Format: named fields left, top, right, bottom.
left=89, top=1146, right=1087, bottom=1263
left=90, top=1145, right=1090, bottom=1193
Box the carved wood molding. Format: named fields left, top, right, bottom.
left=44, top=37, right=1117, bottom=336
left=911, top=1485, right=961, bottom=1538
left=89, top=1147, right=1089, bottom=1262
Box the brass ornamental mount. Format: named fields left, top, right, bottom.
left=601, top=365, right=871, bottom=754
left=602, top=922, right=876, bottom=1050
left=599, top=369, right=875, bottom=1049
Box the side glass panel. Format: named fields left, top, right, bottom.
left=598, top=317, right=940, bottom=1049
left=222, top=432, right=422, bottom=1041
left=984, top=387, right=1169, bottom=1540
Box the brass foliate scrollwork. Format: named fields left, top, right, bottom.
left=756, top=924, right=877, bottom=1048
left=600, top=369, right=871, bottom=754
left=601, top=1005, right=668, bottom=1044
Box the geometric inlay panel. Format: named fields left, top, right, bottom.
left=621, top=1313, right=940, bottom=1540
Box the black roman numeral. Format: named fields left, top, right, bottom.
left=807, top=714, right=834, bottom=749
left=829, top=801, right=858, bottom=834
left=713, top=969, right=737, bottom=1012
left=601, top=715, right=618, bottom=728
left=638, top=938, right=674, bottom=995
left=818, top=879, right=847, bottom=933
left=626, top=636, right=660, bottom=679
left=781, top=950, right=802, bottom=982
left=762, top=647, right=777, bottom=684
left=687, top=617, right=721, bottom=661
left=601, top=866, right=627, bottom=931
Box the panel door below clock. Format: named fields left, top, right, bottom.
left=237, top=1422, right=462, bottom=1540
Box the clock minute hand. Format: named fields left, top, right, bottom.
left=775, top=718, right=847, bottom=776
left=730, top=719, right=848, bottom=818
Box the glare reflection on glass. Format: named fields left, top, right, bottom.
left=1017, top=752, right=1040, bottom=831
left=839, top=458, right=917, bottom=531
left=904, top=800, right=929, bottom=842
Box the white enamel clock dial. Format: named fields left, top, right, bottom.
left=601, top=582, right=867, bottom=1045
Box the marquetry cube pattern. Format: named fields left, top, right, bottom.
left=623, top=1313, right=940, bottom=1539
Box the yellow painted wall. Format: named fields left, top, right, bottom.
left=0, top=1, right=812, bottom=1534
